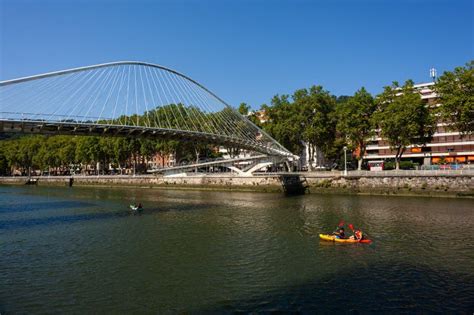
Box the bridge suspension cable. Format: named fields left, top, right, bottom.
left=0, top=61, right=292, bottom=157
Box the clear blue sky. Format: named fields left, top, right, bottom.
left=1, top=0, right=472, bottom=108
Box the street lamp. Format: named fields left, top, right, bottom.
left=343, top=146, right=348, bottom=176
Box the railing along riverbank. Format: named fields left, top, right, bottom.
left=256, top=169, right=474, bottom=177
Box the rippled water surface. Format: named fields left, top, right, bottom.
left=1, top=185, right=473, bottom=313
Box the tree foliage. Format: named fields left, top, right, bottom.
left=0, top=134, right=213, bottom=176
left=260, top=86, right=338, bottom=168
left=238, top=102, right=250, bottom=115
left=294, top=86, right=337, bottom=168
left=434, top=60, right=474, bottom=135
left=262, top=95, right=304, bottom=154
left=336, top=87, right=376, bottom=170
left=375, top=80, right=435, bottom=169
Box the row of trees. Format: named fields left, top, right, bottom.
left=240, top=60, right=472, bottom=170
left=0, top=135, right=218, bottom=176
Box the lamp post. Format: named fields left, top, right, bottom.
left=343, top=146, right=348, bottom=176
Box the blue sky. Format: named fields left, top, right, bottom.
left=1, top=0, right=472, bottom=108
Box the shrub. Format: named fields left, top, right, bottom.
left=399, top=161, right=416, bottom=170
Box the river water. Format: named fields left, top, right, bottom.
left=1, top=185, right=473, bottom=313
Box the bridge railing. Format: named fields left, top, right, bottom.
left=0, top=111, right=110, bottom=122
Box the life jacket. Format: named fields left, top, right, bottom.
left=355, top=230, right=363, bottom=240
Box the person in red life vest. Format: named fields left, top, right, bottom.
left=349, top=227, right=364, bottom=241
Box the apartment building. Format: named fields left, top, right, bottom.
left=364, top=82, right=474, bottom=165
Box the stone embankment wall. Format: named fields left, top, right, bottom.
left=0, top=174, right=473, bottom=197
left=305, top=175, right=473, bottom=197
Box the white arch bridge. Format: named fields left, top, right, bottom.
left=0, top=61, right=293, bottom=161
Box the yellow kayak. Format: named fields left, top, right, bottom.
left=319, top=234, right=372, bottom=244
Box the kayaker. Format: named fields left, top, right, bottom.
left=333, top=227, right=346, bottom=239
left=350, top=228, right=364, bottom=241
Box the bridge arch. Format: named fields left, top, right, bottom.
left=0, top=61, right=292, bottom=157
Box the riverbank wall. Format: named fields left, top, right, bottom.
left=1, top=173, right=473, bottom=198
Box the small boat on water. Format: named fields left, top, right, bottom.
left=319, top=234, right=372, bottom=244
left=129, top=204, right=143, bottom=212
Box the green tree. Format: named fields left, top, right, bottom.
left=294, top=86, right=337, bottom=169
left=375, top=80, right=435, bottom=170
left=434, top=60, right=474, bottom=135
left=262, top=96, right=303, bottom=154
left=113, top=137, right=132, bottom=173
left=336, top=87, right=376, bottom=170
left=336, top=95, right=351, bottom=104
left=238, top=102, right=251, bottom=115
left=98, top=137, right=116, bottom=174
left=33, top=140, right=52, bottom=173
left=57, top=136, right=77, bottom=171
left=16, top=136, right=43, bottom=174
left=155, top=140, right=179, bottom=167
left=139, top=138, right=156, bottom=171
left=75, top=137, right=101, bottom=175
left=0, top=142, right=10, bottom=175
left=1, top=140, right=20, bottom=174
left=128, top=138, right=142, bottom=174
